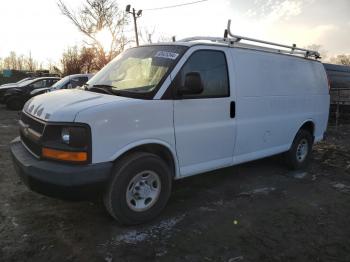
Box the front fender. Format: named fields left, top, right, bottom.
left=109, top=139, right=180, bottom=179
left=4, top=92, right=24, bottom=102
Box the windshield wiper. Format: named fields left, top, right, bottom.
left=88, top=84, right=121, bottom=95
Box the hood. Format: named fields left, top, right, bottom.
left=0, top=84, right=19, bottom=90
left=24, top=89, right=131, bottom=122
left=0, top=82, right=18, bottom=87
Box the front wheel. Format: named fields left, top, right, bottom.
left=285, top=129, right=313, bottom=170
left=104, top=152, right=172, bottom=225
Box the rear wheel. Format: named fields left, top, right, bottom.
left=104, top=152, right=172, bottom=225
left=285, top=129, right=313, bottom=170
left=6, top=97, right=24, bottom=110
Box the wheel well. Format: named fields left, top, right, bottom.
left=300, top=121, right=315, bottom=136
left=116, top=144, right=176, bottom=177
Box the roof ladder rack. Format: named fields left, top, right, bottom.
left=179, top=20, right=321, bottom=60
left=226, top=20, right=320, bottom=59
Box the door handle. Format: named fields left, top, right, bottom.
left=230, top=101, right=235, bottom=118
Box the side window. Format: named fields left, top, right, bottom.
left=71, top=77, right=88, bottom=88
left=51, top=79, right=59, bottom=86
left=44, top=79, right=52, bottom=87
left=32, top=80, right=45, bottom=89
left=177, top=50, right=229, bottom=98
left=63, top=81, right=71, bottom=89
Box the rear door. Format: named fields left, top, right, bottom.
left=172, top=47, right=236, bottom=177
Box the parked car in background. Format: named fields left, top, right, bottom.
left=30, top=74, right=93, bottom=97
left=3, top=77, right=60, bottom=110
left=323, top=63, right=350, bottom=90
left=0, top=78, right=36, bottom=103
left=323, top=63, right=350, bottom=122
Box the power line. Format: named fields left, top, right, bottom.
left=143, top=0, right=209, bottom=11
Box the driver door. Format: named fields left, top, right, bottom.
left=172, top=48, right=236, bottom=177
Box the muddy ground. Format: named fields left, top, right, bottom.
left=1, top=107, right=350, bottom=262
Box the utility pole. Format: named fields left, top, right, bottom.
left=126, top=5, right=142, bottom=46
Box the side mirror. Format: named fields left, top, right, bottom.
left=178, top=72, right=203, bottom=96
left=67, top=83, right=73, bottom=89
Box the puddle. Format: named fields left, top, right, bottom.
left=104, top=214, right=185, bottom=246
left=293, top=172, right=308, bottom=179
left=332, top=182, right=350, bottom=194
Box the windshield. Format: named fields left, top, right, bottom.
left=18, top=79, right=37, bottom=87
left=87, top=45, right=187, bottom=97
left=51, top=76, right=70, bottom=88
left=17, top=78, right=31, bottom=84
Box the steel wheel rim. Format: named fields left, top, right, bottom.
left=296, top=138, right=308, bottom=162
left=126, top=170, right=161, bottom=212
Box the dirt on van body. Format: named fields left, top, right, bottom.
left=1, top=107, right=350, bottom=262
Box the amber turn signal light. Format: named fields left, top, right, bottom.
left=42, top=147, right=87, bottom=162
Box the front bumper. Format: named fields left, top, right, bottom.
left=10, top=137, right=113, bottom=200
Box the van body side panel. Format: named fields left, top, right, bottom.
left=231, top=49, right=329, bottom=164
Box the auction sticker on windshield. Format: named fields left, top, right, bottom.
left=155, top=51, right=179, bottom=60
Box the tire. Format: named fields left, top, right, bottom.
left=104, top=152, right=172, bottom=225
left=6, top=97, right=24, bottom=110
left=285, top=129, right=313, bottom=170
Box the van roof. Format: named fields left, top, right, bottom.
left=142, top=41, right=322, bottom=62
left=146, top=20, right=320, bottom=60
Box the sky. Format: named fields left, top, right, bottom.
left=0, top=0, right=349, bottom=67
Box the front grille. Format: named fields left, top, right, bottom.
left=20, top=112, right=45, bottom=134
left=20, top=112, right=45, bottom=157
left=20, top=132, right=42, bottom=156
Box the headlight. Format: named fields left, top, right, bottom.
left=42, top=124, right=91, bottom=164
left=61, top=126, right=88, bottom=147
left=61, top=127, right=70, bottom=144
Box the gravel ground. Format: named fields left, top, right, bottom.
left=1, top=106, right=350, bottom=262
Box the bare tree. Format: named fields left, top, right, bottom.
left=3, top=52, right=21, bottom=70
left=0, top=51, right=40, bottom=71
left=157, top=34, right=174, bottom=43
left=139, top=27, right=156, bottom=44
left=61, top=46, right=82, bottom=75
left=58, top=0, right=129, bottom=69
left=4, top=52, right=19, bottom=70
left=47, top=59, right=62, bottom=75
left=80, top=47, right=96, bottom=73
left=61, top=46, right=100, bottom=75
left=26, top=52, right=37, bottom=71
left=330, top=54, right=350, bottom=66
left=17, top=55, right=25, bottom=71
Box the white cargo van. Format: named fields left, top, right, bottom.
left=10, top=22, right=329, bottom=224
